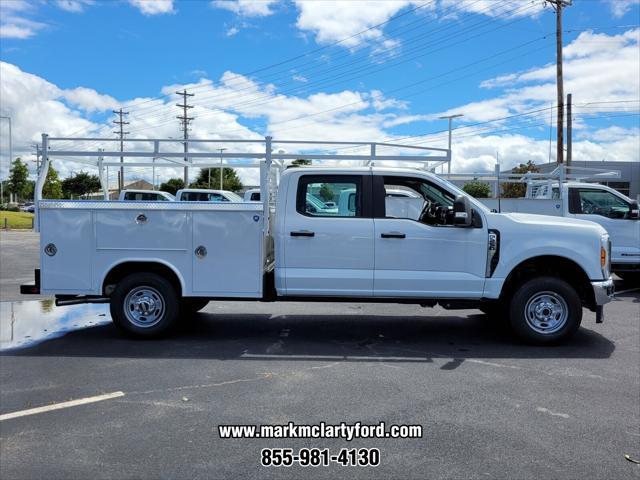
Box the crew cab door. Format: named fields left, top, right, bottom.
left=373, top=175, right=487, bottom=298
left=282, top=173, right=374, bottom=296
left=568, top=186, right=640, bottom=265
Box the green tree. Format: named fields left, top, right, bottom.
left=159, top=178, right=185, bottom=196
left=501, top=160, right=540, bottom=198
left=61, top=171, right=101, bottom=198
left=290, top=159, right=311, bottom=167
left=42, top=164, right=63, bottom=199
left=318, top=183, right=334, bottom=202
left=7, top=158, right=29, bottom=201
left=190, top=167, right=243, bottom=192
left=463, top=181, right=491, bottom=198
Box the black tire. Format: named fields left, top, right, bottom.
left=181, top=298, right=209, bottom=315
left=508, top=276, right=582, bottom=345
left=110, top=272, right=180, bottom=337
left=616, top=272, right=640, bottom=285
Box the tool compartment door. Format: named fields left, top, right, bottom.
left=191, top=210, right=263, bottom=297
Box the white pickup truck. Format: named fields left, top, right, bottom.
left=480, top=182, right=639, bottom=282
left=23, top=163, right=615, bottom=345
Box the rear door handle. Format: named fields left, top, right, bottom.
left=290, top=230, right=315, bottom=237
left=381, top=232, right=406, bottom=239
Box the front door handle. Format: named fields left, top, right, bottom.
left=290, top=230, right=315, bottom=237
left=381, top=232, right=406, bottom=239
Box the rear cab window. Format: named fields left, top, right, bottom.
left=296, top=175, right=364, bottom=217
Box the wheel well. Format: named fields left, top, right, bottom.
left=501, top=256, right=595, bottom=308
left=102, top=262, right=182, bottom=297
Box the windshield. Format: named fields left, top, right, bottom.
left=225, top=191, right=243, bottom=202
left=436, top=176, right=491, bottom=213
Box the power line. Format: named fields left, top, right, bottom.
left=125, top=2, right=540, bottom=136
left=176, top=89, right=194, bottom=185
left=112, top=108, right=129, bottom=191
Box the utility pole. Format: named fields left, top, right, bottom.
left=566, top=93, right=572, bottom=166
left=545, top=0, right=572, bottom=164
left=438, top=114, right=463, bottom=174
left=176, top=89, right=194, bottom=185
left=112, top=108, right=129, bottom=191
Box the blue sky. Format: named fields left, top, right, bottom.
left=0, top=0, right=639, bottom=184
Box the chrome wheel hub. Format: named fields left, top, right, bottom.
left=124, top=286, right=165, bottom=328
left=524, top=291, right=568, bottom=334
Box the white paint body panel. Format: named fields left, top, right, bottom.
left=37, top=167, right=608, bottom=303
left=39, top=201, right=263, bottom=297
left=374, top=218, right=487, bottom=298
left=480, top=183, right=639, bottom=267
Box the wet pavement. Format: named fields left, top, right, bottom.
left=0, top=300, right=110, bottom=351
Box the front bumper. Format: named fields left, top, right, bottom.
left=591, top=277, right=614, bottom=324
left=591, top=277, right=615, bottom=306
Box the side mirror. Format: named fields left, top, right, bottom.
left=453, top=195, right=473, bottom=227
left=630, top=200, right=640, bottom=219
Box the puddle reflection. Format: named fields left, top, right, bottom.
left=0, top=300, right=110, bottom=351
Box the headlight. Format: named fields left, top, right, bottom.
left=600, top=234, right=611, bottom=279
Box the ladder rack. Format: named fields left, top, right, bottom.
left=34, top=134, right=451, bottom=232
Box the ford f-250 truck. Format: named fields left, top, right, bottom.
left=21, top=136, right=614, bottom=345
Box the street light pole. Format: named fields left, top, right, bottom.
left=438, top=114, right=463, bottom=174
left=0, top=116, right=12, bottom=204
left=218, top=148, right=227, bottom=190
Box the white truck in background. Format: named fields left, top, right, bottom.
left=175, top=188, right=244, bottom=203
left=22, top=137, right=616, bottom=346
left=480, top=181, right=639, bottom=283
left=119, top=190, right=175, bottom=201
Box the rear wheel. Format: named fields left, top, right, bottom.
left=508, top=276, right=582, bottom=345
left=110, top=272, right=179, bottom=337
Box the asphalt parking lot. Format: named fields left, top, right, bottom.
left=0, top=230, right=639, bottom=479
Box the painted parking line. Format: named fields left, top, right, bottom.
left=0, top=391, right=125, bottom=422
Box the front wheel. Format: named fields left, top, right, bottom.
left=110, top=272, right=180, bottom=337
left=508, top=276, right=582, bottom=345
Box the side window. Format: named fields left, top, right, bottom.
left=296, top=175, right=362, bottom=217
left=250, top=192, right=260, bottom=201
left=574, top=189, right=630, bottom=218
left=381, top=176, right=456, bottom=226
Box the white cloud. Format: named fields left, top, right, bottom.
left=602, top=0, right=639, bottom=18
left=62, top=87, right=119, bottom=113
left=212, top=0, right=278, bottom=17
left=293, top=0, right=413, bottom=48
left=0, top=12, right=46, bottom=39
left=436, top=28, right=640, bottom=125
left=225, top=26, right=239, bottom=37
left=128, top=0, right=175, bottom=16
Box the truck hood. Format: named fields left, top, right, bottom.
left=500, top=212, right=607, bottom=234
